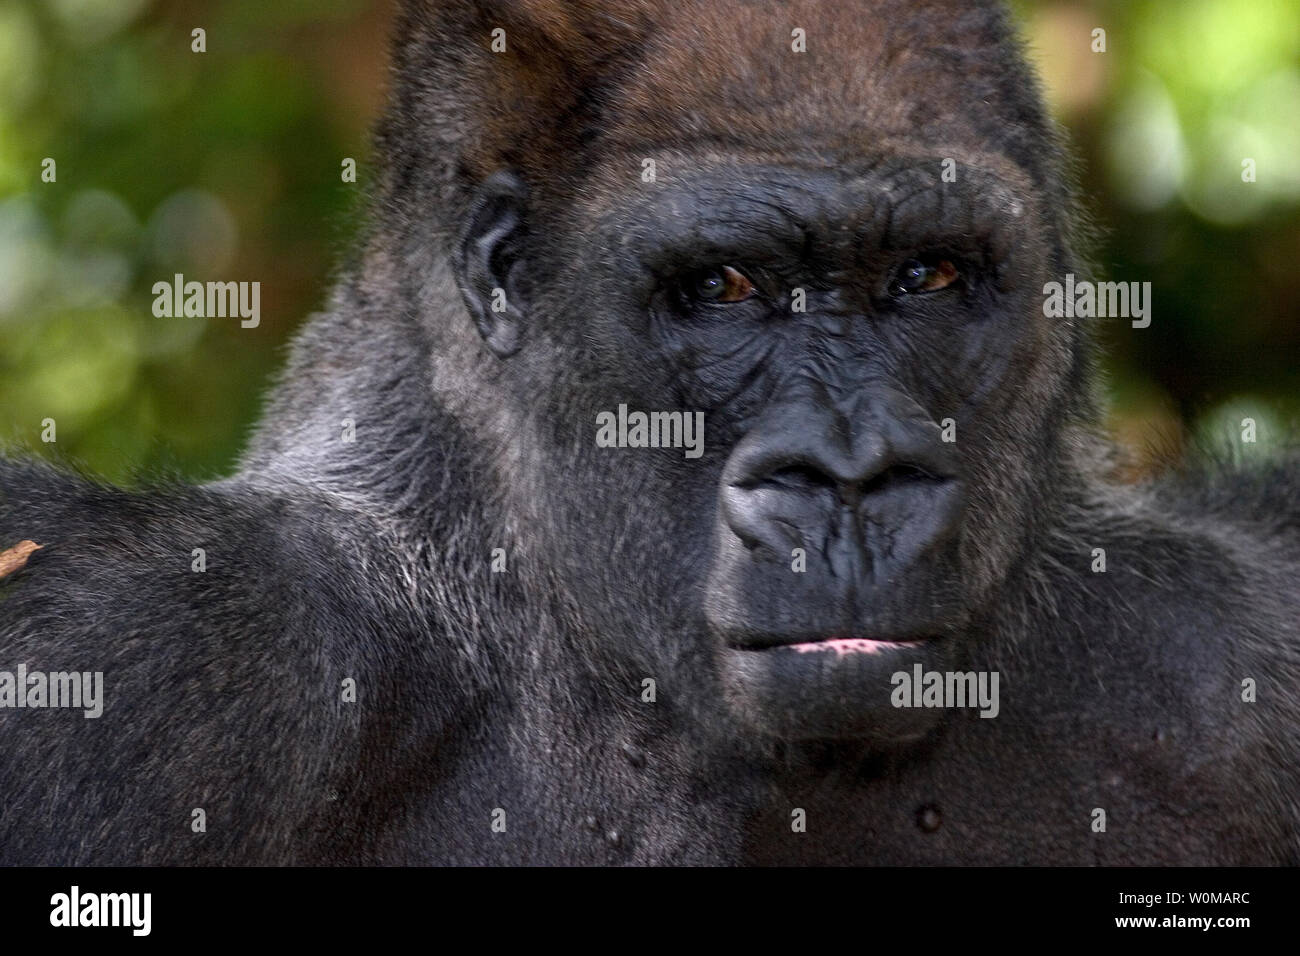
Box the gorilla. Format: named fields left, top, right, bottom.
left=1, top=0, right=1298, bottom=865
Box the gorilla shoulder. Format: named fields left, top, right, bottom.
left=0, top=457, right=354, bottom=641
left=0, top=457, right=371, bottom=864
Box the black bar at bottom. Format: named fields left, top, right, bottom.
left=0, top=865, right=1277, bottom=942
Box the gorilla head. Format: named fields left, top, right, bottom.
left=380, top=0, right=1089, bottom=746
left=6, top=0, right=1298, bottom=869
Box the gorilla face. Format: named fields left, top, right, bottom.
left=464, top=151, right=1070, bottom=745
left=445, top=0, right=1080, bottom=745
left=640, top=164, right=1062, bottom=740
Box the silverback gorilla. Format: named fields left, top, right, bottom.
left=2, top=0, right=1299, bottom=865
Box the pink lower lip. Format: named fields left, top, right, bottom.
left=782, top=638, right=923, bottom=656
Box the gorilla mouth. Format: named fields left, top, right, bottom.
left=730, top=636, right=930, bottom=655
left=719, top=633, right=950, bottom=742
left=781, top=638, right=925, bottom=655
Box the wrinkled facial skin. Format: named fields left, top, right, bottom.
left=497, top=155, right=1069, bottom=745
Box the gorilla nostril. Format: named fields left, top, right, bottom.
left=762, top=464, right=839, bottom=494
left=860, top=464, right=946, bottom=497
left=735, top=462, right=946, bottom=501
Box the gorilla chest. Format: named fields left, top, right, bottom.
left=729, top=717, right=1250, bottom=865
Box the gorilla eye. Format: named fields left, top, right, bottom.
left=685, top=265, right=755, bottom=304
left=890, top=257, right=960, bottom=296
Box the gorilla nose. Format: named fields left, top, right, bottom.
left=719, top=387, right=962, bottom=581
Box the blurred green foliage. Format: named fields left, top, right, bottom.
left=0, top=0, right=1297, bottom=485
left=1012, top=0, right=1300, bottom=467
left=0, top=0, right=381, bottom=483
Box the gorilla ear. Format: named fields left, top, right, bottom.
left=454, top=170, right=529, bottom=358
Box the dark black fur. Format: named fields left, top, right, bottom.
left=2, top=0, right=1298, bottom=864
